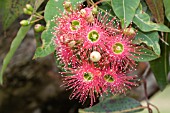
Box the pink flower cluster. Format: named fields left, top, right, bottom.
left=54, top=3, right=139, bottom=106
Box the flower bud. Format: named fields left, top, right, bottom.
left=34, top=24, right=45, bottom=32
left=68, top=40, right=76, bottom=47
left=87, top=15, right=94, bottom=23
left=92, top=7, right=98, bottom=15
left=80, top=8, right=94, bottom=23
left=90, top=51, right=101, bottom=62
left=63, top=1, right=71, bottom=9
left=123, top=28, right=135, bottom=36
left=26, top=4, right=33, bottom=12
left=80, top=9, right=86, bottom=17
left=23, top=8, right=32, bottom=15
left=20, top=20, right=29, bottom=26
left=63, top=1, right=72, bottom=12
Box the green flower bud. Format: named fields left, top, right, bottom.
left=23, top=8, right=32, bottom=15
left=34, top=24, right=45, bottom=32
left=26, top=4, right=33, bottom=12
left=92, top=7, right=98, bottom=15
left=20, top=20, right=29, bottom=26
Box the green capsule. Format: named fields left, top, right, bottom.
left=23, top=8, right=32, bottom=15
left=92, top=7, right=98, bottom=15
left=34, top=24, right=45, bottom=32
left=20, top=20, right=29, bottom=26
left=26, top=4, right=33, bottom=12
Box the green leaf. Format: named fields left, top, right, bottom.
left=0, top=0, right=44, bottom=84
left=0, top=0, right=35, bottom=31
left=163, top=0, right=170, bottom=22
left=133, top=8, right=170, bottom=32
left=98, top=1, right=115, bottom=18
left=169, top=33, right=170, bottom=72
left=133, top=31, right=160, bottom=55
left=111, top=0, right=140, bottom=27
left=54, top=51, right=68, bottom=72
left=97, top=1, right=117, bottom=26
left=34, top=32, right=42, bottom=48
left=140, top=0, right=148, bottom=12
left=149, top=32, right=170, bottom=90
left=131, top=47, right=159, bottom=62
left=0, top=25, right=31, bottom=84
left=34, top=0, right=84, bottom=58
left=145, top=0, right=164, bottom=23
left=79, top=97, right=143, bottom=113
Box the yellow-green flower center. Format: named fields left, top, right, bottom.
left=84, top=72, right=93, bottom=81
left=112, top=42, right=124, bottom=54
left=70, top=20, right=80, bottom=31
left=104, top=74, right=114, bottom=83
left=88, top=30, right=99, bottom=42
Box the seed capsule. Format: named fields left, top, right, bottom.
left=26, top=4, right=33, bottom=12
left=20, top=20, right=29, bottom=26
left=23, top=8, right=32, bottom=15
left=34, top=24, right=45, bottom=32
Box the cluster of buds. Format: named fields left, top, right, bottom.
left=54, top=2, right=140, bottom=106
left=20, top=4, right=45, bottom=33
left=20, top=4, right=34, bottom=26
left=23, top=4, right=34, bottom=15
